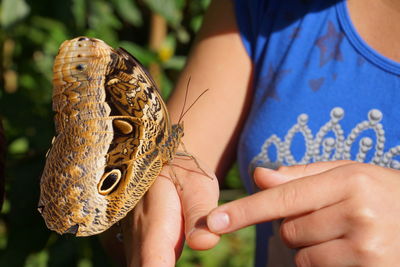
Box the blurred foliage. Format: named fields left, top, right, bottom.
left=178, top=226, right=254, bottom=267
left=0, top=0, right=254, bottom=266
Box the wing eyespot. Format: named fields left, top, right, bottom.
left=76, top=64, right=85, bottom=71
left=98, top=169, right=122, bottom=195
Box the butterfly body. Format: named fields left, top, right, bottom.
left=38, top=37, right=182, bottom=236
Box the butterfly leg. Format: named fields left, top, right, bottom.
left=158, top=164, right=183, bottom=190
left=175, top=142, right=213, bottom=180
left=168, top=164, right=183, bottom=191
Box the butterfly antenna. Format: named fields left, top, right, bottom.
left=179, top=88, right=209, bottom=122
left=178, top=77, right=191, bottom=124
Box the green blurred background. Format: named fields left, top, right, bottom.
left=0, top=0, right=254, bottom=266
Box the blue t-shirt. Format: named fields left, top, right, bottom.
left=234, top=0, right=400, bottom=266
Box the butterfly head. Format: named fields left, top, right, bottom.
left=171, top=122, right=184, bottom=147
left=52, top=37, right=112, bottom=93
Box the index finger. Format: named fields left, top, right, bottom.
left=255, top=160, right=355, bottom=189
left=207, top=164, right=353, bottom=234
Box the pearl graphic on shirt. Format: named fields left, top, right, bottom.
left=249, top=107, right=400, bottom=173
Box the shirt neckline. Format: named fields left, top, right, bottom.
left=336, top=1, right=400, bottom=75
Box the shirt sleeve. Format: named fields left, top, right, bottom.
left=233, top=0, right=271, bottom=60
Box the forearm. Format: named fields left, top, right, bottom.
left=167, top=0, right=253, bottom=179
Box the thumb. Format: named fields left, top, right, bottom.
left=173, top=157, right=221, bottom=250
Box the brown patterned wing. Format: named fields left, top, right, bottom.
left=38, top=37, right=173, bottom=236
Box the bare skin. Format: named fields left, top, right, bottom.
left=102, top=0, right=400, bottom=266
left=348, top=0, right=400, bottom=61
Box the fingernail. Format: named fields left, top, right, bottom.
left=187, top=227, right=197, bottom=239
left=208, top=212, right=230, bottom=232
left=187, top=216, right=207, bottom=239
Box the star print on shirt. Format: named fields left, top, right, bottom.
left=309, top=77, right=325, bottom=91
left=357, top=56, right=366, bottom=66
left=315, top=21, right=344, bottom=67
left=260, top=64, right=291, bottom=101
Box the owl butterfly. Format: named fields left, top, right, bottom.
left=38, top=37, right=204, bottom=236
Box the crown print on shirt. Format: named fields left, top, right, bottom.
left=249, top=107, right=400, bottom=173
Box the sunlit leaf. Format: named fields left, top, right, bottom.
left=1, top=198, right=10, bottom=214
left=190, top=15, right=203, bottom=32
left=160, top=70, right=173, bottom=100
left=112, top=0, right=142, bottom=26
left=162, top=55, right=185, bottom=70
left=24, top=250, right=49, bottom=267
left=88, top=0, right=121, bottom=44
left=175, top=25, right=189, bottom=43
left=30, top=16, right=68, bottom=47
left=77, top=258, right=92, bottom=267
left=1, top=0, right=30, bottom=28
left=8, top=137, right=29, bottom=155
left=119, top=41, right=158, bottom=66
left=201, top=0, right=211, bottom=9
left=144, top=0, right=182, bottom=27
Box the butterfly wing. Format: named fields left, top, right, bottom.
left=39, top=37, right=170, bottom=236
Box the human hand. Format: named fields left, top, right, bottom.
left=120, top=157, right=220, bottom=267
left=207, top=161, right=400, bottom=266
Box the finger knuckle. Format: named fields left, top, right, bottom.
left=280, top=220, right=299, bottom=248
left=294, top=249, right=311, bottom=267
left=347, top=168, right=375, bottom=190
left=278, top=186, right=300, bottom=217
left=349, top=206, right=377, bottom=227
left=353, top=238, right=383, bottom=263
